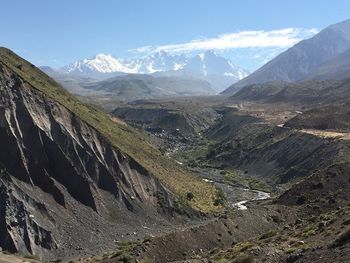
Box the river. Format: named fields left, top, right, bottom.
left=232, top=189, right=270, bottom=210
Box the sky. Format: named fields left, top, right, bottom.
left=1, top=0, right=350, bottom=71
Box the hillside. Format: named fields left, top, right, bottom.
left=81, top=74, right=216, bottom=100
left=285, top=104, right=350, bottom=131
left=87, top=102, right=350, bottom=263
left=230, top=79, right=350, bottom=106
left=0, top=47, right=220, bottom=259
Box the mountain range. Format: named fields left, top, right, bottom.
left=59, top=50, right=249, bottom=92
left=62, top=51, right=187, bottom=77
left=223, top=18, right=350, bottom=94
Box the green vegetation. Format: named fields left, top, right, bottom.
left=223, top=170, right=273, bottom=192
left=214, top=187, right=226, bottom=206
left=0, top=47, right=220, bottom=212
left=186, top=192, right=194, bottom=201
left=182, top=137, right=215, bottom=167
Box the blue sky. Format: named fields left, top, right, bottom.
left=1, top=0, right=350, bottom=70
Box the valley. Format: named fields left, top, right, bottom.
left=2, top=8, right=350, bottom=263
left=97, top=90, right=350, bottom=262
left=2, top=61, right=350, bottom=261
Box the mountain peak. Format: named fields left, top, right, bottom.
left=182, top=51, right=249, bottom=80
left=197, top=50, right=218, bottom=60
left=60, top=51, right=249, bottom=91
left=94, top=53, right=113, bottom=59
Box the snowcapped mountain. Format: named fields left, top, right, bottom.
left=63, top=52, right=188, bottom=76
left=180, top=50, right=248, bottom=80
left=127, top=51, right=189, bottom=73
left=61, top=51, right=249, bottom=91
left=154, top=51, right=249, bottom=91
left=62, top=54, right=135, bottom=79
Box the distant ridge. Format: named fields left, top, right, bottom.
left=223, top=19, right=350, bottom=94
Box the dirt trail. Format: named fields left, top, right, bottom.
left=299, top=129, right=350, bottom=140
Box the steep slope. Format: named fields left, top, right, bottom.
left=223, top=19, right=350, bottom=94
left=0, top=47, right=219, bottom=259
left=306, top=48, right=350, bottom=80
left=207, top=112, right=344, bottom=184
left=81, top=74, right=216, bottom=100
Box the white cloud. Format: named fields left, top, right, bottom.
left=131, top=28, right=318, bottom=55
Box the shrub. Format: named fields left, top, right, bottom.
left=186, top=192, right=194, bottom=201
left=214, top=188, right=226, bottom=206
left=120, top=255, right=132, bottom=263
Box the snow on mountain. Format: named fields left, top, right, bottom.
left=126, top=51, right=189, bottom=73
left=63, top=54, right=135, bottom=75
left=63, top=51, right=188, bottom=75
left=61, top=50, right=249, bottom=91
left=180, top=50, right=249, bottom=80
left=158, top=50, right=250, bottom=92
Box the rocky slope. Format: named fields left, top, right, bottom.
left=111, top=97, right=224, bottom=155
left=203, top=108, right=349, bottom=184
left=0, top=47, right=219, bottom=260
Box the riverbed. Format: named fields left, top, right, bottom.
left=191, top=167, right=271, bottom=210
